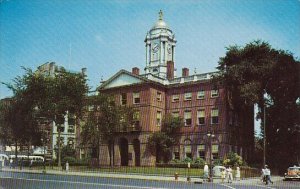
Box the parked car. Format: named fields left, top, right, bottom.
left=213, top=165, right=226, bottom=177
left=284, top=165, right=300, bottom=181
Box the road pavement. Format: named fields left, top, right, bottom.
left=0, top=168, right=298, bottom=189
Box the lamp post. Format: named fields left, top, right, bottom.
left=207, top=131, right=215, bottom=182
left=263, top=104, right=266, bottom=167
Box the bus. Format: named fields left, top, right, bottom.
left=8, top=155, right=44, bottom=162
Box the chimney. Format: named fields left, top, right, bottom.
left=182, top=68, right=189, bottom=77
left=167, top=61, right=174, bottom=80
left=132, top=67, right=140, bottom=75
left=81, top=68, right=87, bottom=76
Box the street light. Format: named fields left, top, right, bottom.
left=207, top=131, right=215, bottom=182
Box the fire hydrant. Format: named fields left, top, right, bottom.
left=175, top=172, right=179, bottom=181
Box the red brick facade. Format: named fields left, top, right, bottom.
left=98, top=72, right=254, bottom=166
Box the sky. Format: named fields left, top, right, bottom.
left=1, top=0, right=300, bottom=133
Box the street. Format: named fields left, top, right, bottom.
left=0, top=171, right=299, bottom=189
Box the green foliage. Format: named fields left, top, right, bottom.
left=217, top=40, right=299, bottom=171
left=147, top=114, right=184, bottom=163
left=162, top=114, right=184, bottom=134
left=223, top=152, right=243, bottom=166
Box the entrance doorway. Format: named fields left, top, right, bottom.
left=119, top=138, right=128, bottom=166
left=133, top=139, right=140, bottom=166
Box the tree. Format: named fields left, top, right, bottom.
left=81, top=94, right=129, bottom=167
left=223, top=152, right=243, bottom=166
left=1, top=66, right=88, bottom=167
left=217, top=40, right=299, bottom=171
left=147, top=114, right=184, bottom=163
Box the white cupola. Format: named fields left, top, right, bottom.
left=144, top=10, right=176, bottom=79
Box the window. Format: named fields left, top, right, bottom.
left=121, top=93, right=127, bottom=105
left=211, top=89, right=219, bottom=98
left=184, top=111, right=192, bottom=126
left=197, top=90, right=205, bottom=99
left=197, top=145, right=205, bottom=159
left=184, top=92, right=192, bottom=101
left=157, top=92, right=162, bottom=101
left=172, top=111, right=179, bottom=118
left=156, top=111, right=162, bottom=126
left=184, top=140, right=192, bottom=159
left=133, top=92, right=140, bottom=104
left=211, top=109, right=219, bottom=124
left=212, top=144, right=219, bottom=159
left=197, top=109, right=205, bottom=125
left=172, top=94, right=179, bottom=102
left=88, top=105, right=94, bottom=111
left=68, top=125, right=75, bottom=133
left=68, top=137, right=75, bottom=148
left=173, top=146, right=180, bottom=160
left=133, top=111, right=140, bottom=129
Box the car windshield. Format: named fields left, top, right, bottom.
left=288, top=167, right=300, bottom=171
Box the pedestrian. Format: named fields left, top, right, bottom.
left=65, top=161, right=69, bottom=173
left=235, top=166, right=240, bottom=181
left=226, top=166, right=233, bottom=183
left=203, top=163, right=209, bottom=182
left=261, top=167, right=266, bottom=183
left=221, top=168, right=226, bottom=183
left=264, top=165, right=273, bottom=185
left=9, top=158, right=13, bottom=169
left=29, top=159, right=33, bottom=169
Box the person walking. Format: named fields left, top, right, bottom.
left=235, top=166, right=241, bottom=181
left=29, top=159, right=33, bottom=169
left=221, top=169, right=226, bottom=183
left=9, top=158, right=13, bottom=169
left=203, top=163, right=209, bottom=182
left=264, top=165, right=273, bottom=185
left=226, top=166, right=233, bottom=183
left=65, top=161, right=69, bottom=173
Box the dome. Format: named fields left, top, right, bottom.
left=151, top=10, right=170, bottom=30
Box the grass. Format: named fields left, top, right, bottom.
left=24, top=165, right=260, bottom=178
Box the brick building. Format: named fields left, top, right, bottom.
left=96, top=11, right=254, bottom=166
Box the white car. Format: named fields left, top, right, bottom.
left=213, top=165, right=226, bottom=177
left=284, top=165, right=300, bottom=181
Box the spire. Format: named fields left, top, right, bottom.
left=158, top=10, right=163, bottom=20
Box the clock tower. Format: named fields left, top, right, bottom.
left=144, top=10, right=176, bottom=79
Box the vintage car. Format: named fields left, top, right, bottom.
left=284, top=165, right=300, bottom=181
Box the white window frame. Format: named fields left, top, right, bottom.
left=184, top=92, right=192, bottom=101
left=184, top=110, right=192, bottom=126
left=211, top=89, right=219, bottom=98
left=172, top=94, right=180, bottom=102
left=133, top=92, right=140, bottom=104
left=157, top=92, right=162, bottom=101
left=156, top=111, right=162, bottom=127
left=197, top=109, right=205, bottom=125
left=211, top=109, right=219, bottom=124
left=197, top=90, right=205, bottom=99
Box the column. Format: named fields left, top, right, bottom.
left=172, top=45, right=176, bottom=62
left=146, top=44, right=149, bottom=67
left=160, top=41, right=163, bottom=64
